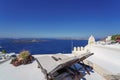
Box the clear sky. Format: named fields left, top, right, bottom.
left=0, top=0, right=120, bottom=38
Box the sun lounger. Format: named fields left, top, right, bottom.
left=36, top=53, right=94, bottom=80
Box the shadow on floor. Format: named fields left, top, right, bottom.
left=54, top=62, right=94, bottom=80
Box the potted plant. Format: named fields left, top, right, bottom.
left=2, top=50, right=7, bottom=59
left=11, top=50, right=34, bottom=66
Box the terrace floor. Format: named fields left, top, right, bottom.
left=0, top=55, right=105, bottom=80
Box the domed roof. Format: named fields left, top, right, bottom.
left=88, top=35, right=95, bottom=45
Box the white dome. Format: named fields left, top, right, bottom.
left=88, top=35, right=95, bottom=45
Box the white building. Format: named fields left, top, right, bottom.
left=88, top=35, right=96, bottom=45
left=72, top=35, right=96, bottom=55
left=106, top=36, right=111, bottom=41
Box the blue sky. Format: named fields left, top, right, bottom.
left=0, top=0, right=120, bottom=38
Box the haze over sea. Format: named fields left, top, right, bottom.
left=1, top=0, right=120, bottom=55
left=0, top=39, right=88, bottom=54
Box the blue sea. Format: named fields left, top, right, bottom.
left=0, top=39, right=88, bottom=54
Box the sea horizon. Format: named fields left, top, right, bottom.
left=0, top=38, right=90, bottom=54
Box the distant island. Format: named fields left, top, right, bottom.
left=54, top=37, right=88, bottom=40
left=12, top=39, right=48, bottom=44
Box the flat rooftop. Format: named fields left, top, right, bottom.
left=0, top=55, right=105, bottom=80
left=87, top=45, right=120, bottom=74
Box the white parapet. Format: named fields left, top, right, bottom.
left=73, top=47, right=77, bottom=51
left=77, top=47, right=81, bottom=51
left=72, top=46, right=89, bottom=56
left=81, top=46, right=84, bottom=51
